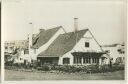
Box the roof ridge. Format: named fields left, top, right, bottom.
left=33, top=26, right=62, bottom=40
left=32, top=26, right=61, bottom=49
left=33, top=26, right=62, bottom=38
left=59, top=28, right=88, bottom=35
left=45, top=26, right=62, bottom=31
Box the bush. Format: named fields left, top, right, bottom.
left=37, top=65, right=51, bottom=71
left=85, top=64, right=100, bottom=73
left=98, top=64, right=110, bottom=72
left=98, top=64, right=125, bottom=72
left=6, top=63, right=124, bottom=73
left=112, top=64, right=124, bottom=71
left=50, top=65, right=99, bottom=73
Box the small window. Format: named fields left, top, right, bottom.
left=5, top=47, right=8, bottom=49
left=63, top=58, right=70, bottom=64
left=85, top=42, right=89, bottom=47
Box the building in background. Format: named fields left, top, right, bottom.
left=4, top=40, right=28, bottom=53
left=102, top=43, right=125, bottom=64
left=4, top=40, right=29, bottom=63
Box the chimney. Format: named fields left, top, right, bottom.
left=74, top=18, right=78, bottom=32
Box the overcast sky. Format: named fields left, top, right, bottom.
left=3, top=0, right=126, bottom=45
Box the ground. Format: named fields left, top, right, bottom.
left=5, top=69, right=124, bottom=80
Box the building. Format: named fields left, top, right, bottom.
left=102, top=43, right=125, bottom=64
left=4, top=40, right=28, bottom=53
left=29, top=26, right=65, bottom=61
left=13, top=49, right=30, bottom=64
left=4, top=40, right=29, bottom=63
left=37, top=29, right=108, bottom=66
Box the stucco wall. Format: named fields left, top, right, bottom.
left=102, top=46, right=125, bottom=63
left=72, top=31, right=102, bottom=52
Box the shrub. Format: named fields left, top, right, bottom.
left=37, top=65, right=51, bottom=71
left=98, top=64, right=110, bottom=73
left=112, top=64, right=125, bottom=71
left=85, top=64, right=99, bottom=73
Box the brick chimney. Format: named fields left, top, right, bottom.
left=74, top=18, right=78, bottom=32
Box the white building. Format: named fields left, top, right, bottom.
left=4, top=40, right=28, bottom=63
left=102, top=44, right=125, bottom=64
left=13, top=49, right=30, bottom=64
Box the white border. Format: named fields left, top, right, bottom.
left=1, top=0, right=127, bottom=84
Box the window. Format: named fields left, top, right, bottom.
left=20, top=58, right=22, bottom=60
left=74, top=56, right=82, bottom=64
left=63, top=58, right=70, bottom=64
left=105, top=50, right=110, bottom=53
left=83, top=57, right=86, bottom=63
left=92, top=58, right=99, bottom=63
left=93, top=58, right=96, bottom=63
left=85, top=42, right=89, bottom=47
left=88, top=58, right=91, bottom=63
left=5, top=47, right=8, bottom=49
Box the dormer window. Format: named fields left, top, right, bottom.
left=85, top=42, right=89, bottom=47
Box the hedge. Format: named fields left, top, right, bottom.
left=5, top=64, right=124, bottom=73
left=37, top=64, right=124, bottom=73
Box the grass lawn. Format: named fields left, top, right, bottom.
left=5, top=69, right=124, bottom=80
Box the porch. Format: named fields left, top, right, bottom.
left=71, top=52, right=105, bottom=65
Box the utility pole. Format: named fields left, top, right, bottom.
left=28, top=22, right=34, bottom=63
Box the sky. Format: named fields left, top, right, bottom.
left=3, top=0, right=126, bottom=45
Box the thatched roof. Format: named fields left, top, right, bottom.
left=32, top=26, right=62, bottom=49
left=38, top=29, right=88, bottom=57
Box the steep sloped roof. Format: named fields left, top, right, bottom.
left=32, top=26, right=61, bottom=49
left=38, top=29, right=88, bottom=57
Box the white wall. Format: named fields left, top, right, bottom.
left=58, top=53, right=73, bottom=65
left=102, top=46, right=125, bottom=63
left=72, top=31, right=102, bottom=52
left=14, top=50, right=31, bottom=63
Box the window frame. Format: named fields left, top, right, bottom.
left=63, top=58, right=70, bottom=64
left=85, top=42, right=90, bottom=47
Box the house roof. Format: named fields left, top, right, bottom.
left=101, top=43, right=124, bottom=47
left=38, top=29, right=88, bottom=57
left=32, top=26, right=62, bottom=49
